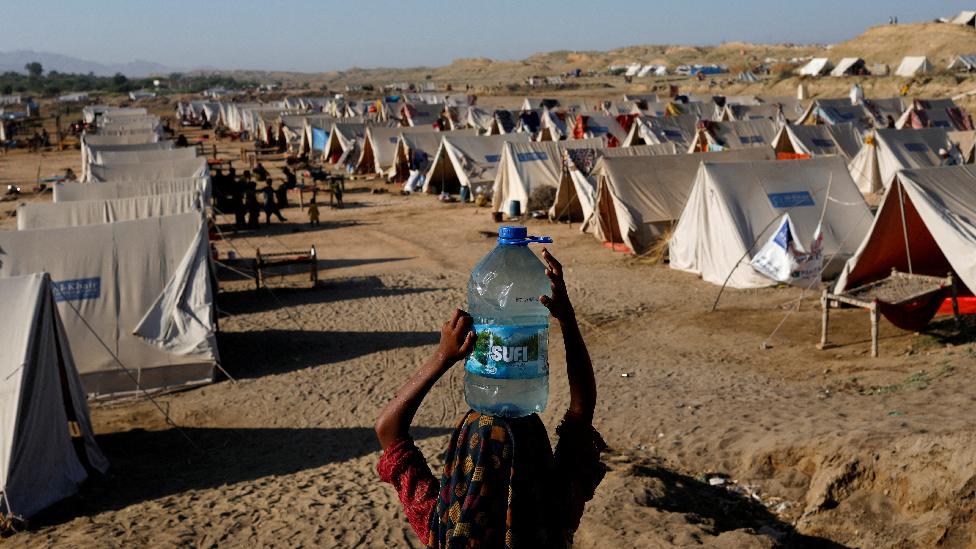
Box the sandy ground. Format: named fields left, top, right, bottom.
left=2, top=120, right=976, bottom=548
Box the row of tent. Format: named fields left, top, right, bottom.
left=1, top=107, right=219, bottom=520
left=798, top=56, right=934, bottom=77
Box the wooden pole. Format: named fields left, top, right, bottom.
left=870, top=301, right=879, bottom=358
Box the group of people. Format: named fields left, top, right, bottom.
left=212, top=162, right=296, bottom=229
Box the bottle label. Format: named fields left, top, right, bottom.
left=465, top=324, right=549, bottom=379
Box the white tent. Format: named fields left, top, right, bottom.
left=948, top=54, right=976, bottom=72
left=830, top=58, right=866, bottom=77
left=670, top=156, right=873, bottom=288
left=772, top=123, right=862, bottom=160
left=690, top=119, right=780, bottom=152
left=355, top=125, right=440, bottom=176
left=88, top=156, right=208, bottom=183
left=622, top=114, right=699, bottom=149
left=389, top=129, right=479, bottom=182
left=422, top=133, right=531, bottom=196
left=54, top=177, right=211, bottom=204
left=847, top=128, right=951, bottom=194
left=549, top=143, right=685, bottom=223
left=571, top=114, right=628, bottom=145
left=80, top=141, right=175, bottom=181
left=798, top=58, right=832, bottom=76
left=721, top=104, right=785, bottom=123
left=589, top=148, right=775, bottom=254
left=82, top=106, right=146, bottom=124
left=895, top=56, right=933, bottom=77
left=0, top=273, right=107, bottom=520
left=0, top=213, right=219, bottom=396
left=323, top=122, right=366, bottom=165
left=491, top=138, right=605, bottom=214
left=951, top=10, right=976, bottom=26
left=17, top=192, right=202, bottom=230
left=835, top=165, right=976, bottom=294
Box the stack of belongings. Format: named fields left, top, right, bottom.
left=2, top=117, right=218, bottom=398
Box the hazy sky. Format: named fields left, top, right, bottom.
left=0, top=0, right=971, bottom=72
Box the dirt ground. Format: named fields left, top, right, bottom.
left=2, top=116, right=976, bottom=548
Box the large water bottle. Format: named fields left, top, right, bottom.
left=464, top=226, right=553, bottom=417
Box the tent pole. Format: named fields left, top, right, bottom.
left=896, top=182, right=913, bottom=274
left=711, top=213, right=783, bottom=312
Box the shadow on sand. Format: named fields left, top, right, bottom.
left=217, top=328, right=440, bottom=379
left=217, top=275, right=442, bottom=316
left=28, top=425, right=452, bottom=530
left=630, top=462, right=849, bottom=548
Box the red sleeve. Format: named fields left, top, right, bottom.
left=376, top=437, right=439, bottom=542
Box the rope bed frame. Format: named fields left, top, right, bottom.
left=818, top=269, right=960, bottom=357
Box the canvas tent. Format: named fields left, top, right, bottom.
left=847, top=128, right=951, bottom=193
left=772, top=123, right=862, bottom=160
left=549, top=143, right=687, bottom=223
left=830, top=58, right=867, bottom=77
left=423, top=133, right=531, bottom=196
left=571, top=114, right=628, bottom=145
left=323, top=122, right=366, bottom=165
left=589, top=148, right=775, bottom=254
left=798, top=58, right=832, bottom=76
left=690, top=119, right=780, bottom=152
left=895, top=99, right=973, bottom=131
left=88, top=157, right=209, bottom=183
left=389, top=129, right=478, bottom=182
left=721, top=104, right=786, bottom=123
left=895, top=56, right=932, bottom=77
left=17, top=192, right=202, bottom=230
left=81, top=141, right=175, bottom=181
left=0, top=273, right=108, bottom=520
left=835, top=165, right=976, bottom=297
left=0, top=213, right=219, bottom=396
left=54, top=177, right=211, bottom=204
left=491, top=138, right=604, bottom=214
left=622, top=114, right=699, bottom=149
left=670, top=156, right=873, bottom=288
left=951, top=11, right=976, bottom=26
left=355, top=125, right=440, bottom=176
left=948, top=54, right=976, bottom=72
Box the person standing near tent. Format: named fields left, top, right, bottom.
left=375, top=250, right=606, bottom=548
left=254, top=162, right=269, bottom=182
left=262, top=179, right=286, bottom=224
left=307, top=199, right=320, bottom=227
left=939, top=148, right=959, bottom=166
left=245, top=182, right=261, bottom=230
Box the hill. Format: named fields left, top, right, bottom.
left=828, top=23, right=976, bottom=66
left=0, top=50, right=179, bottom=77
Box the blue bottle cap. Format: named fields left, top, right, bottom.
left=497, top=225, right=553, bottom=246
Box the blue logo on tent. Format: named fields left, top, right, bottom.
left=389, top=137, right=400, bottom=144
left=53, top=277, right=101, bottom=302
left=588, top=125, right=609, bottom=134
left=811, top=138, right=835, bottom=148
left=739, top=135, right=764, bottom=144
left=485, top=154, right=501, bottom=162
left=516, top=152, right=548, bottom=162
left=903, top=143, right=927, bottom=152
left=768, top=192, right=815, bottom=208
left=663, top=130, right=682, bottom=138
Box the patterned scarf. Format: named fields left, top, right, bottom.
left=426, top=411, right=559, bottom=549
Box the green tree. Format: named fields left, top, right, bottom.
left=112, top=72, right=127, bottom=86
left=24, top=62, right=43, bottom=78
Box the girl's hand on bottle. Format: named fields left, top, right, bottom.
left=435, top=308, right=475, bottom=366
left=540, top=248, right=575, bottom=322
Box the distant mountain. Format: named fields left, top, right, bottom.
left=0, top=50, right=181, bottom=77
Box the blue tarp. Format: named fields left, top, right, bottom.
left=312, top=128, right=329, bottom=151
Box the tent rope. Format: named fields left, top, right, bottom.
left=49, top=283, right=201, bottom=451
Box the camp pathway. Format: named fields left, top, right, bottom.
left=10, top=182, right=976, bottom=548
